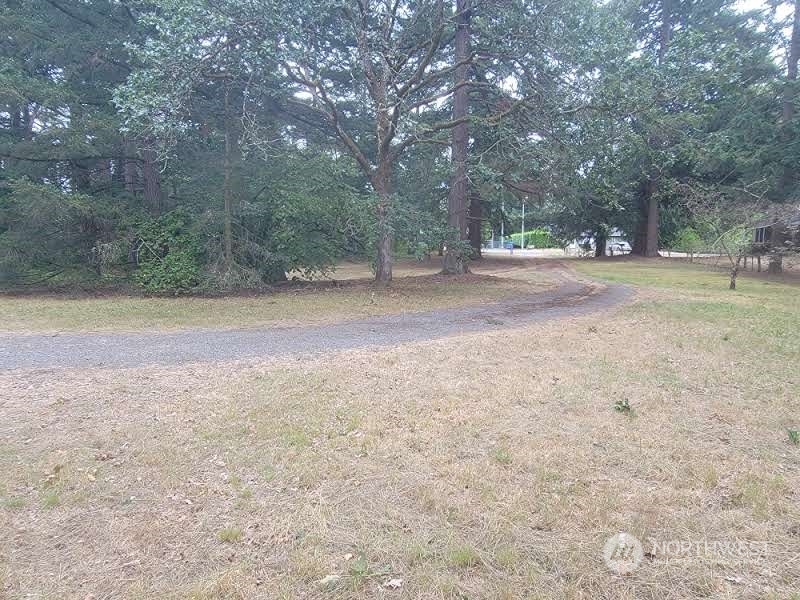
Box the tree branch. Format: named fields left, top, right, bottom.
left=283, top=62, right=373, bottom=175
left=1, top=153, right=141, bottom=163
left=43, top=0, right=97, bottom=28
left=391, top=115, right=470, bottom=158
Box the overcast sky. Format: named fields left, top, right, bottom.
left=735, top=0, right=793, bottom=17
left=736, top=0, right=765, bottom=9
left=735, top=0, right=794, bottom=60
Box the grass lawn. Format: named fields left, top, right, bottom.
left=0, top=259, right=550, bottom=333
left=1, top=259, right=798, bottom=599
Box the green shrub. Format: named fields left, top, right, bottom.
left=0, top=179, right=132, bottom=287
left=613, top=398, right=635, bottom=416
left=673, top=227, right=704, bottom=255
left=134, top=210, right=202, bottom=293
left=217, top=527, right=243, bottom=543
left=509, top=228, right=554, bottom=249
left=788, top=429, right=800, bottom=446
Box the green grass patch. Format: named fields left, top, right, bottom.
left=577, top=259, right=800, bottom=357
left=216, top=527, right=243, bottom=543
left=41, top=490, right=60, bottom=509
left=788, top=429, right=800, bottom=446
left=490, top=447, right=513, bottom=466
left=283, top=428, right=312, bottom=449
left=629, top=300, right=800, bottom=356
left=1, top=496, right=26, bottom=510
left=447, top=545, right=482, bottom=569
left=574, top=259, right=799, bottom=302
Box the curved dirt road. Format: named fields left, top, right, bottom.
left=0, top=267, right=631, bottom=370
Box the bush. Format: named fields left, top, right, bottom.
left=134, top=210, right=202, bottom=293
left=673, top=227, right=703, bottom=255
left=509, top=228, right=554, bottom=249
left=0, top=179, right=129, bottom=286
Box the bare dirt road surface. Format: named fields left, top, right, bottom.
left=0, top=264, right=630, bottom=370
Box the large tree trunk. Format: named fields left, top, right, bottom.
left=595, top=229, right=607, bottom=257
left=123, top=139, right=138, bottom=193
left=632, top=214, right=648, bottom=255
left=142, top=147, right=162, bottom=215
left=631, top=185, right=649, bottom=255
left=70, top=159, right=91, bottom=193
left=638, top=0, right=672, bottom=257
left=442, top=244, right=466, bottom=274
left=7, top=107, right=22, bottom=171
left=223, top=94, right=233, bottom=270
left=372, top=159, right=393, bottom=283
left=10, top=107, right=22, bottom=137
left=69, top=103, right=90, bottom=192
left=96, top=159, right=112, bottom=188
left=783, top=0, right=800, bottom=126
left=644, top=180, right=660, bottom=257
left=442, top=0, right=471, bottom=275
left=780, top=0, right=800, bottom=193
left=468, top=188, right=482, bottom=258
left=9, top=106, right=32, bottom=167
left=658, top=0, right=672, bottom=66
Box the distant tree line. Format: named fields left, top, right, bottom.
left=1, top=0, right=798, bottom=291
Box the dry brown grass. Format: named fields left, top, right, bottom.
left=0, top=258, right=551, bottom=333
left=1, top=260, right=798, bottom=599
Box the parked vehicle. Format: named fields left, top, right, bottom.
left=608, top=241, right=631, bottom=255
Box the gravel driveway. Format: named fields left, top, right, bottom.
left=0, top=272, right=630, bottom=370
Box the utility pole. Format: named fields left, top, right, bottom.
left=521, top=200, right=525, bottom=251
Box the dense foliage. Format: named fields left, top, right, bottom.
left=509, top=229, right=555, bottom=249
left=1, top=0, right=798, bottom=291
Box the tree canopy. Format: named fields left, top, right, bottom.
left=1, top=0, right=798, bottom=290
